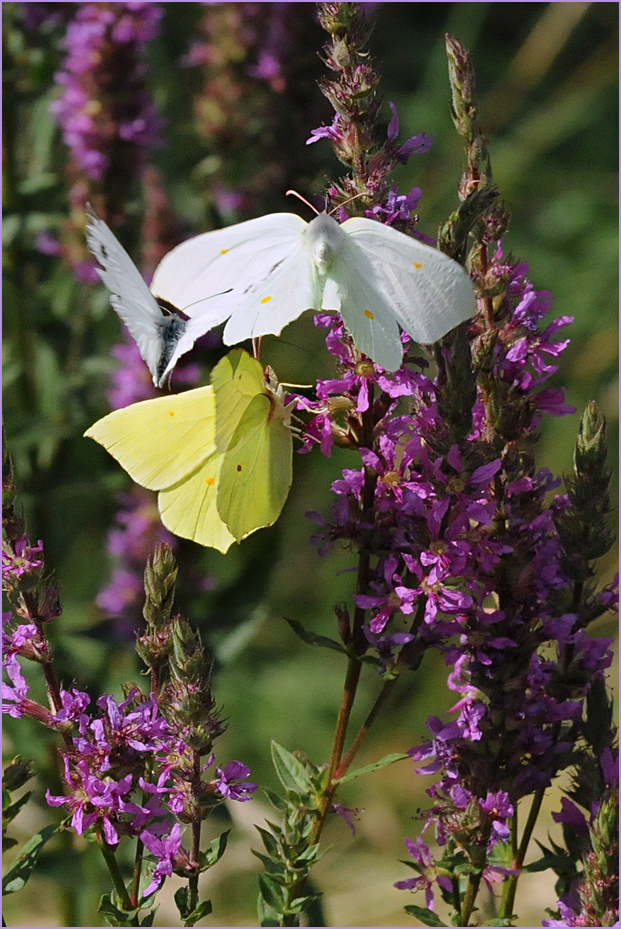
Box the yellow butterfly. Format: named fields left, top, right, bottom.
left=85, top=350, right=294, bottom=553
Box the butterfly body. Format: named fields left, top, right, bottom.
left=303, top=211, right=345, bottom=273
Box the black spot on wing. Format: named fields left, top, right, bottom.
left=241, top=256, right=287, bottom=296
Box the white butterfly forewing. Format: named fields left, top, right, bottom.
left=86, top=209, right=216, bottom=387
left=150, top=213, right=316, bottom=336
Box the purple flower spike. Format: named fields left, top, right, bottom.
left=50, top=3, right=163, bottom=182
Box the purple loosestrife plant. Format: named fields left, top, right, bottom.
left=49, top=2, right=163, bottom=196
left=42, top=1, right=164, bottom=279
left=3, top=6, right=616, bottom=927
left=252, top=7, right=617, bottom=928
left=3, top=443, right=256, bottom=927
left=183, top=2, right=322, bottom=220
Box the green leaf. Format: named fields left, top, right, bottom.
left=261, top=786, right=286, bottom=811
left=284, top=617, right=346, bottom=653
left=2, top=757, right=35, bottom=793
left=403, top=904, right=449, bottom=926
left=255, top=825, right=280, bottom=857
left=270, top=741, right=313, bottom=795
left=2, top=822, right=58, bottom=895
left=257, top=892, right=280, bottom=927
left=251, top=849, right=285, bottom=875
left=295, top=842, right=323, bottom=864
left=258, top=873, right=287, bottom=911
left=98, top=894, right=141, bottom=925
left=186, top=898, right=212, bottom=924
left=524, top=852, right=572, bottom=873
left=304, top=888, right=328, bottom=927
left=483, top=919, right=516, bottom=927
left=175, top=886, right=190, bottom=919
left=359, top=653, right=382, bottom=669
left=139, top=912, right=156, bottom=927
left=3, top=790, right=32, bottom=825
left=289, top=894, right=319, bottom=914
left=334, top=752, right=410, bottom=784
left=200, top=830, right=229, bottom=869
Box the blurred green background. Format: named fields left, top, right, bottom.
left=2, top=3, right=618, bottom=926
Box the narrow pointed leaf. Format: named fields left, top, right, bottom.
left=258, top=893, right=280, bottom=927
left=334, top=752, right=409, bottom=784
left=270, top=741, right=313, bottom=794
left=2, top=823, right=58, bottom=894
left=200, top=830, right=230, bottom=869
left=258, top=873, right=287, bottom=911
left=403, top=904, right=448, bottom=926
left=186, top=899, right=212, bottom=924
left=284, top=618, right=346, bottom=653
left=255, top=824, right=280, bottom=857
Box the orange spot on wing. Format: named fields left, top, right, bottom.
left=220, top=248, right=228, bottom=255
left=206, top=477, right=215, bottom=486
left=169, top=411, right=175, bottom=416
left=364, top=309, right=374, bottom=320
left=261, top=296, right=272, bottom=304
left=413, top=262, right=423, bottom=269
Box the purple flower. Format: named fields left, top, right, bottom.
left=50, top=688, right=91, bottom=729
left=386, top=102, right=433, bottom=164
left=214, top=760, right=257, bottom=802
left=2, top=653, right=30, bottom=718
left=140, top=823, right=184, bottom=896
left=46, top=757, right=135, bottom=846
left=363, top=626, right=415, bottom=674
left=2, top=537, right=44, bottom=583
left=306, top=114, right=341, bottom=146
left=480, top=790, right=514, bottom=849
left=365, top=187, right=422, bottom=225
left=394, top=836, right=453, bottom=909
left=35, top=231, right=63, bottom=256
left=332, top=803, right=363, bottom=835
left=96, top=488, right=175, bottom=627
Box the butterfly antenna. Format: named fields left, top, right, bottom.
left=285, top=190, right=320, bottom=215
left=174, top=289, right=233, bottom=315
left=327, top=191, right=369, bottom=217
left=252, top=335, right=263, bottom=362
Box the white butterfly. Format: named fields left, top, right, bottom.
left=86, top=208, right=224, bottom=387
left=150, top=211, right=476, bottom=372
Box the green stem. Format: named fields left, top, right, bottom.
left=500, top=788, right=544, bottom=919
left=334, top=677, right=397, bottom=780
left=130, top=836, right=144, bottom=908
left=184, top=749, right=203, bottom=926
left=459, top=840, right=488, bottom=927
left=97, top=829, right=135, bottom=916
left=310, top=401, right=378, bottom=844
